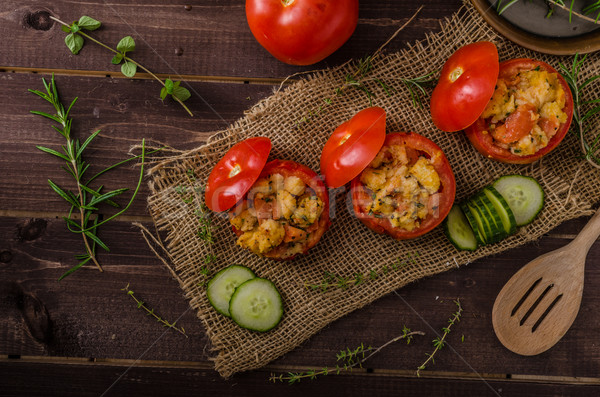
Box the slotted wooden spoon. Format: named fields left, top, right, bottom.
left=492, top=208, right=600, bottom=356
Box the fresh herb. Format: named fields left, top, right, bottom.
left=400, top=70, right=438, bottom=109
left=416, top=299, right=463, bottom=376
left=496, top=0, right=520, bottom=15
left=341, top=56, right=395, bottom=106
left=122, top=284, right=187, bottom=337
left=294, top=6, right=424, bottom=126
left=270, top=326, right=424, bottom=384
left=160, top=79, right=191, bottom=103
left=305, top=252, right=419, bottom=292
left=50, top=15, right=193, bottom=116
left=30, top=75, right=148, bottom=280
left=583, top=1, right=600, bottom=21
left=558, top=53, right=600, bottom=168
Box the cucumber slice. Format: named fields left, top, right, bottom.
left=229, top=278, right=283, bottom=332
left=482, top=186, right=517, bottom=235
left=444, top=205, right=478, bottom=251
left=471, top=193, right=506, bottom=244
left=492, top=175, right=544, bottom=227
left=207, top=265, right=256, bottom=317
left=460, top=202, right=487, bottom=246
left=467, top=200, right=492, bottom=243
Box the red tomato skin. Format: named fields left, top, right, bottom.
left=430, top=41, right=499, bottom=132
left=464, top=59, right=574, bottom=164
left=351, top=132, right=456, bottom=240
left=246, top=0, right=359, bottom=66
left=205, top=137, right=272, bottom=212
left=320, top=107, right=387, bottom=188
left=231, top=159, right=330, bottom=260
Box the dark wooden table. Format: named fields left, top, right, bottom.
left=1, top=1, right=599, bottom=395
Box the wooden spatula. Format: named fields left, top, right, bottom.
left=492, top=208, right=600, bottom=356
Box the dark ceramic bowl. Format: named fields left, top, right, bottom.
left=471, top=0, right=600, bottom=55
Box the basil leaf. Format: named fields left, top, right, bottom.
left=65, top=33, right=84, bottom=55
left=160, top=87, right=168, bottom=101
left=116, top=36, right=135, bottom=53
left=172, top=86, right=191, bottom=102
left=111, top=53, right=123, bottom=65
left=121, top=61, right=137, bottom=77
left=78, top=16, right=101, bottom=31
left=164, top=78, right=174, bottom=94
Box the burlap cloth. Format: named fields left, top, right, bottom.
left=143, top=0, right=600, bottom=378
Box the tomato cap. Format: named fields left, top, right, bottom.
left=205, top=137, right=272, bottom=212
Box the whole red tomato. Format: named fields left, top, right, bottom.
left=430, top=41, right=499, bottom=132
left=465, top=58, right=574, bottom=164
left=205, top=137, right=271, bottom=212
left=245, top=0, right=359, bottom=66
left=351, top=132, right=456, bottom=240
left=320, top=107, right=387, bottom=188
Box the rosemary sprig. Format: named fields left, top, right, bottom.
left=122, top=284, right=187, bottom=337
left=558, top=53, right=600, bottom=168
left=416, top=299, right=463, bottom=376
left=400, top=70, right=438, bottom=109
left=270, top=326, right=424, bottom=384
left=50, top=15, right=193, bottom=117
left=496, top=0, right=520, bottom=15
left=583, top=1, right=600, bottom=21
left=30, top=75, right=148, bottom=280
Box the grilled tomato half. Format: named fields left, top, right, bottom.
left=351, top=132, right=456, bottom=240
left=228, top=159, right=330, bottom=259
left=464, top=58, right=574, bottom=164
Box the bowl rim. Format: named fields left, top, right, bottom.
left=470, top=0, right=600, bottom=55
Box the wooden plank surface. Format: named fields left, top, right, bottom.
left=1, top=1, right=463, bottom=79
left=2, top=359, right=600, bottom=397
left=2, top=215, right=600, bottom=376
left=2, top=0, right=600, bottom=395
left=0, top=73, right=275, bottom=216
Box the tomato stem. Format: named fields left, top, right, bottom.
left=449, top=67, right=464, bottom=82
left=229, top=164, right=242, bottom=178
left=281, top=0, right=295, bottom=6
left=339, top=133, right=352, bottom=146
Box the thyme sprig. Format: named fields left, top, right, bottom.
left=122, top=284, right=187, bottom=337
left=30, top=75, right=148, bottom=280
left=416, top=299, right=463, bottom=376
left=270, top=326, right=424, bottom=384
left=50, top=15, right=193, bottom=117
left=558, top=53, right=600, bottom=169
left=183, top=168, right=214, bottom=244
left=305, top=252, right=420, bottom=292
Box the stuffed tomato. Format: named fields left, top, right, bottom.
left=228, top=159, right=330, bottom=260
left=351, top=132, right=455, bottom=240
left=465, top=58, right=573, bottom=164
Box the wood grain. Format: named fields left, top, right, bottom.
left=0, top=73, right=275, bottom=215
left=0, top=1, right=463, bottom=79
left=1, top=0, right=599, bottom=394
left=1, top=215, right=600, bottom=379
left=2, top=358, right=600, bottom=397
